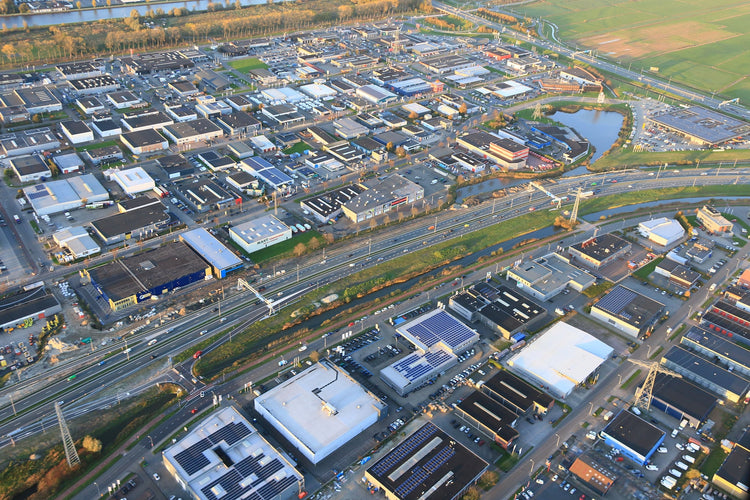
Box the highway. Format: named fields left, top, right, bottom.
left=1, top=167, right=747, bottom=449
left=432, top=1, right=750, bottom=121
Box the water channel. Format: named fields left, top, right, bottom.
left=554, top=108, right=624, bottom=176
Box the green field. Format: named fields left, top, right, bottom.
left=229, top=57, right=269, bottom=73
left=523, top=0, right=750, bottom=101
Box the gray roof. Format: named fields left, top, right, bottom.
left=593, top=285, right=664, bottom=330
left=650, top=106, right=750, bottom=145
left=682, top=326, right=750, bottom=370
left=181, top=228, right=242, bottom=272
left=663, top=345, right=750, bottom=397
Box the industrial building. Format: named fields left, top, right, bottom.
left=661, top=345, right=750, bottom=403
left=120, top=129, right=169, bottom=155
left=22, top=174, right=109, bottom=216
left=107, top=90, right=142, bottom=109
left=341, top=174, right=423, bottom=224
left=56, top=61, right=103, bottom=80
left=120, top=110, right=174, bottom=132
left=180, top=228, right=243, bottom=279
left=162, top=118, right=224, bottom=146
left=68, top=74, right=119, bottom=95
left=654, top=259, right=701, bottom=290
left=107, top=167, right=155, bottom=195
left=90, top=205, right=170, bottom=245
left=9, top=155, right=51, bottom=183
left=712, top=429, right=750, bottom=498
left=637, top=217, right=685, bottom=247
left=507, top=322, right=613, bottom=399
left=81, top=241, right=211, bottom=312
left=506, top=253, right=595, bottom=301
left=300, top=184, right=367, bottom=223
left=480, top=369, right=554, bottom=416
left=163, top=406, right=304, bottom=500
left=456, top=131, right=529, bottom=170
left=76, top=96, right=105, bottom=115
left=448, top=283, right=545, bottom=339
left=681, top=326, right=750, bottom=378
left=454, top=391, right=520, bottom=450
left=0, top=129, right=60, bottom=158
left=83, top=145, right=123, bottom=166
left=697, top=205, right=733, bottom=234
left=53, top=226, right=101, bottom=260
left=600, top=410, right=666, bottom=466
left=647, top=372, right=716, bottom=428
left=379, top=349, right=457, bottom=397
left=91, top=118, right=121, bottom=138
left=568, top=233, right=631, bottom=269
left=181, top=178, right=237, bottom=212
left=230, top=215, right=292, bottom=255
left=254, top=360, right=387, bottom=464
left=365, top=422, right=488, bottom=500
left=239, top=157, right=294, bottom=191
left=701, top=299, right=750, bottom=342
left=648, top=105, right=750, bottom=146
left=60, top=120, right=95, bottom=144
left=568, top=452, right=618, bottom=496
left=590, top=286, right=665, bottom=339
left=0, top=287, right=62, bottom=331
left=52, top=153, right=84, bottom=174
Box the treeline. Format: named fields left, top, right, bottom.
left=0, top=0, right=424, bottom=67
left=476, top=7, right=537, bottom=36
left=423, top=15, right=472, bottom=31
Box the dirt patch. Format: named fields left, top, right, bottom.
left=580, top=21, right=738, bottom=58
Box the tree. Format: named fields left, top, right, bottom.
left=309, top=351, right=320, bottom=363
left=395, top=146, right=406, bottom=158
left=385, top=141, right=394, bottom=152
left=459, top=102, right=468, bottom=114
left=82, top=435, right=102, bottom=453
left=323, top=233, right=334, bottom=244
left=18, top=2, right=29, bottom=12
left=477, top=471, right=498, bottom=489
left=91, top=0, right=96, bottom=7
left=408, top=110, right=418, bottom=120
left=293, top=242, right=306, bottom=256
left=1, top=43, right=14, bottom=63
left=461, top=487, right=480, bottom=500
left=307, top=237, right=320, bottom=251
left=75, top=0, right=81, bottom=8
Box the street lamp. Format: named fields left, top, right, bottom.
left=588, top=402, right=594, bottom=416
left=554, top=433, right=561, bottom=448
left=93, top=482, right=100, bottom=497
left=147, top=435, right=154, bottom=448
left=617, top=373, right=623, bottom=385
left=529, top=458, right=535, bottom=476
left=647, top=345, right=652, bottom=357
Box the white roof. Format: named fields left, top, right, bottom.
left=402, top=102, right=431, bottom=115
left=181, top=228, right=242, bottom=271
left=508, top=322, right=613, bottom=397
left=110, top=167, right=155, bottom=194
left=299, top=83, right=337, bottom=99
left=437, top=104, right=459, bottom=117
left=254, top=360, right=385, bottom=463
left=491, top=80, right=533, bottom=98
left=454, top=66, right=490, bottom=77
left=248, top=135, right=276, bottom=151
left=638, top=217, right=685, bottom=240
left=261, top=87, right=306, bottom=103
left=231, top=214, right=290, bottom=244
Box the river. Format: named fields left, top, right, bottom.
left=552, top=108, right=624, bottom=177
left=0, top=0, right=276, bottom=28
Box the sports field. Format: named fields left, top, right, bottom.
left=523, top=0, right=750, bottom=101
left=228, top=57, right=269, bottom=73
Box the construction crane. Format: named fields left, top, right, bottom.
left=237, top=278, right=312, bottom=316
left=529, top=181, right=563, bottom=209
left=627, top=358, right=682, bottom=412
left=718, top=97, right=740, bottom=108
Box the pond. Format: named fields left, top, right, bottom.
left=551, top=109, right=624, bottom=177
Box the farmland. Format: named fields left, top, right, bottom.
left=522, top=0, right=750, bottom=101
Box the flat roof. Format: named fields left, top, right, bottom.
left=602, top=410, right=665, bottom=458
left=110, top=166, right=154, bottom=189
left=570, top=233, right=630, bottom=263
left=476, top=285, right=545, bottom=333
left=61, top=120, right=93, bottom=136
left=301, top=184, right=367, bottom=217
left=715, top=440, right=750, bottom=494
left=682, top=326, right=750, bottom=369
left=121, top=129, right=167, bottom=147
left=649, top=106, right=750, bottom=145
left=507, top=322, right=613, bottom=397
left=569, top=453, right=617, bottom=495
left=638, top=217, right=685, bottom=241
left=509, top=253, right=595, bottom=294
left=343, top=174, right=422, bottom=214
left=593, top=285, right=664, bottom=330
left=456, top=391, right=519, bottom=443
left=366, top=422, right=488, bottom=500
left=90, top=205, right=168, bottom=239
left=121, top=110, right=172, bottom=130
left=163, top=406, right=302, bottom=500
left=662, top=346, right=750, bottom=397
left=482, top=369, right=553, bottom=414
left=396, top=308, right=479, bottom=353
left=181, top=228, right=242, bottom=272
left=86, top=241, right=207, bottom=301
left=163, top=118, right=223, bottom=139
left=650, top=372, right=716, bottom=421
left=254, top=360, right=386, bottom=463
left=0, top=287, right=60, bottom=328
left=381, top=349, right=456, bottom=387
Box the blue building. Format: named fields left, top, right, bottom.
left=180, top=228, right=243, bottom=278
left=600, top=410, right=665, bottom=466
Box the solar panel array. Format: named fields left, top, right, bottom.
left=424, top=350, right=453, bottom=368
left=393, top=445, right=456, bottom=498
left=200, top=451, right=296, bottom=500
left=595, top=286, right=636, bottom=315
left=369, top=423, right=438, bottom=477
left=405, top=310, right=476, bottom=350
left=174, top=421, right=253, bottom=475
left=390, top=349, right=454, bottom=382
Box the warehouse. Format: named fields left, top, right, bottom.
left=195, top=98, right=233, bottom=119
left=420, top=54, right=475, bottom=74
left=10, top=87, right=63, bottom=114
left=156, top=155, right=193, bottom=179
left=196, top=151, right=235, bottom=171
left=194, top=69, right=231, bottom=92
left=654, top=259, right=700, bottom=290
left=120, top=129, right=169, bottom=155
left=647, top=373, right=716, bottom=428
left=181, top=178, right=237, bottom=212
left=0, top=130, right=60, bottom=158
left=638, top=217, right=685, bottom=247
left=53, top=226, right=101, bottom=260
left=120, top=51, right=194, bottom=74
left=379, top=348, right=457, bottom=396
left=239, top=157, right=294, bottom=191
left=365, top=422, right=488, bottom=500
left=165, top=104, right=197, bottom=123
left=300, top=184, right=367, bottom=223
left=56, top=61, right=103, bottom=80
left=90, top=118, right=122, bottom=138
left=76, top=96, right=105, bottom=115
left=226, top=170, right=259, bottom=194
left=332, top=117, right=369, bottom=139
left=180, top=228, right=243, bottom=278
left=108, top=167, right=155, bottom=195
left=163, top=406, right=303, bottom=500
left=230, top=215, right=292, bottom=255
left=568, top=453, right=618, bottom=496
left=712, top=429, right=750, bottom=498
left=568, top=233, right=631, bottom=269
left=480, top=369, right=554, bottom=416
left=120, top=111, right=173, bottom=132
left=52, top=153, right=84, bottom=174
left=356, top=84, right=397, bottom=105
left=661, top=346, right=750, bottom=403
left=455, top=391, right=520, bottom=450
left=590, top=286, right=665, bottom=339
left=342, top=174, right=423, bottom=224
left=697, top=205, right=733, bottom=234
left=261, top=87, right=306, bottom=103
left=681, top=326, right=750, bottom=377
left=60, top=120, right=95, bottom=144
left=216, top=111, right=261, bottom=137
left=9, top=155, right=51, bottom=183
left=648, top=105, right=750, bottom=146
left=162, top=118, right=224, bottom=146
left=299, top=83, right=337, bottom=99
left=81, top=241, right=210, bottom=312
left=326, top=143, right=364, bottom=164
left=68, top=75, right=119, bottom=95
left=395, top=308, right=479, bottom=355
left=456, top=131, right=529, bottom=170
left=506, top=253, right=595, bottom=301
left=507, top=321, right=613, bottom=399
left=90, top=205, right=170, bottom=245
left=0, top=287, right=62, bottom=331
left=107, top=90, right=142, bottom=109
left=168, top=80, right=199, bottom=98
left=255, top=360, right=387, bottom=464
left=226, top=140, right=256, bottom=160
left=702, top=299, right=750, bottom=342
left=600, top=410, right=665, bottom=466
left=23, top=174, right=109, bottom=216
left=261, top=104, right=304, bottom=127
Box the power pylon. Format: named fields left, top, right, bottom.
left=532, top=101, right=543, bottom=120
left=55, top=402, right=80, bottom=468
left=570, top=187, right=581, bottom=224
left=627, top=359, right=682, bottom=412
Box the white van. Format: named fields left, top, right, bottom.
left=683, top=454, right=695, bottom=464
left=675, top=461, right=688, bottom=471
left=669, top=469, right=682, bottom=478
left=671, top=428, right=679, bottom=438
left=147, top=339, right=158, bottom=346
